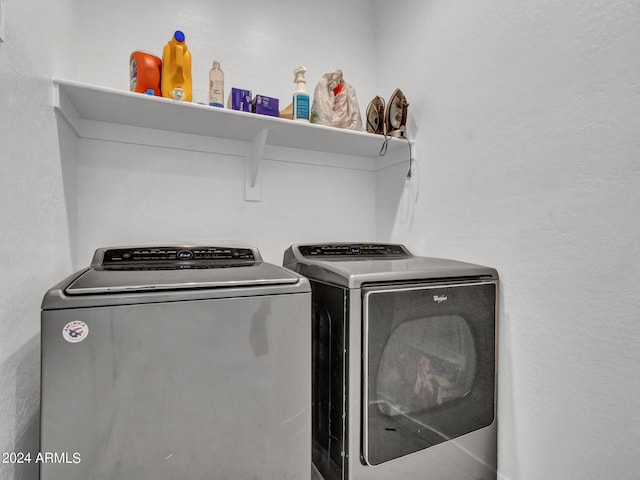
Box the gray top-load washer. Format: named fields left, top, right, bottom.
left=41, top=245, right=311, bottom=480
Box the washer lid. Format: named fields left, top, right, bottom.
left=65, top=245, right=300, bottom=295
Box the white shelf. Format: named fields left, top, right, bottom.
left=53, top=79, right=411, bottom=200
left=54, top=79, right=407, bottom=156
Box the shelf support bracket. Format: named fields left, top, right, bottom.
left=53, top=82, right=82, bottom=138
left=245, top=128, right=268, bottom=201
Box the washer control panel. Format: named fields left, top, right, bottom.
left=298, top=243, right=411, bottom=259
left=100, top=246, right=257, bottom=266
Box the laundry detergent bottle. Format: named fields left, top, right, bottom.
left=161, top=30, right=192, bottom=101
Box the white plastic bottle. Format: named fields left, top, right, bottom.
left=292, top=66, right=310, bottom=122
left=209, top=60, right=224, bottom=107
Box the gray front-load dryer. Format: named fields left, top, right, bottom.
left=41, top=245, right=311, bottom=480
left=283, top=243, right=498, bottom=480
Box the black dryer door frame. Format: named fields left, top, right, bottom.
left=362, top=281, right=497, bottom=466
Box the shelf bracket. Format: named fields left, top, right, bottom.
left=53, top=82, right=82, bottom=137
left=245, top=128, right=268, bottom=201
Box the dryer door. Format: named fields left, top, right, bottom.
left=362, top=281, right=497, bottom=466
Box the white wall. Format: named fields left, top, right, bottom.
left=74, top=139, right=377, bottom=265
left=375, top=1, right=640, bottom=479
left=1, top=1, right=379, bottom=479
left=0, top=1, right=76, bottom=479
left=75, top=0, right=377, bottom=123
left=68, top=0, right=380, bottom=266
left=3, top=1, right=639, bottom=479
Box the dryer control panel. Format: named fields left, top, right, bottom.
left=297, top=243, right=411, bottom=259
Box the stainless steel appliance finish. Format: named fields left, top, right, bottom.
left=283, top=243, right=499, bottom=480
left=41, top=245, right=311, bottom=480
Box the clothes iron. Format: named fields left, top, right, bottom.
left=365, top=96, right=386, bottom=135
left=384, top=88, right=409, bottom=138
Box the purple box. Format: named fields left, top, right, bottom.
left=227, top=88, right=253, bottom=112
left=252, top=94, right=280, bottom=117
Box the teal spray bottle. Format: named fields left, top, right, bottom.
left=292, top=66, right=310, bottom=122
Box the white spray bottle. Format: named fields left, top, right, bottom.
left=292, top=66, right=310, bottom=122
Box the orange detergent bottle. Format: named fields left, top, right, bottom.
left=130, top=51, right=162, bottom=95
left=161, top=30, right=192, bottom=101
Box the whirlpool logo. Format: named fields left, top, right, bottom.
left=433, top=295, right=448, bottom=303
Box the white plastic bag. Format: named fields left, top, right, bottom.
left=311, top=69, right=363, bottom=131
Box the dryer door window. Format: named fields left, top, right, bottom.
left=375, top=314, right=477, bottom=416
left=362, top=282, right=497, bottom=466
